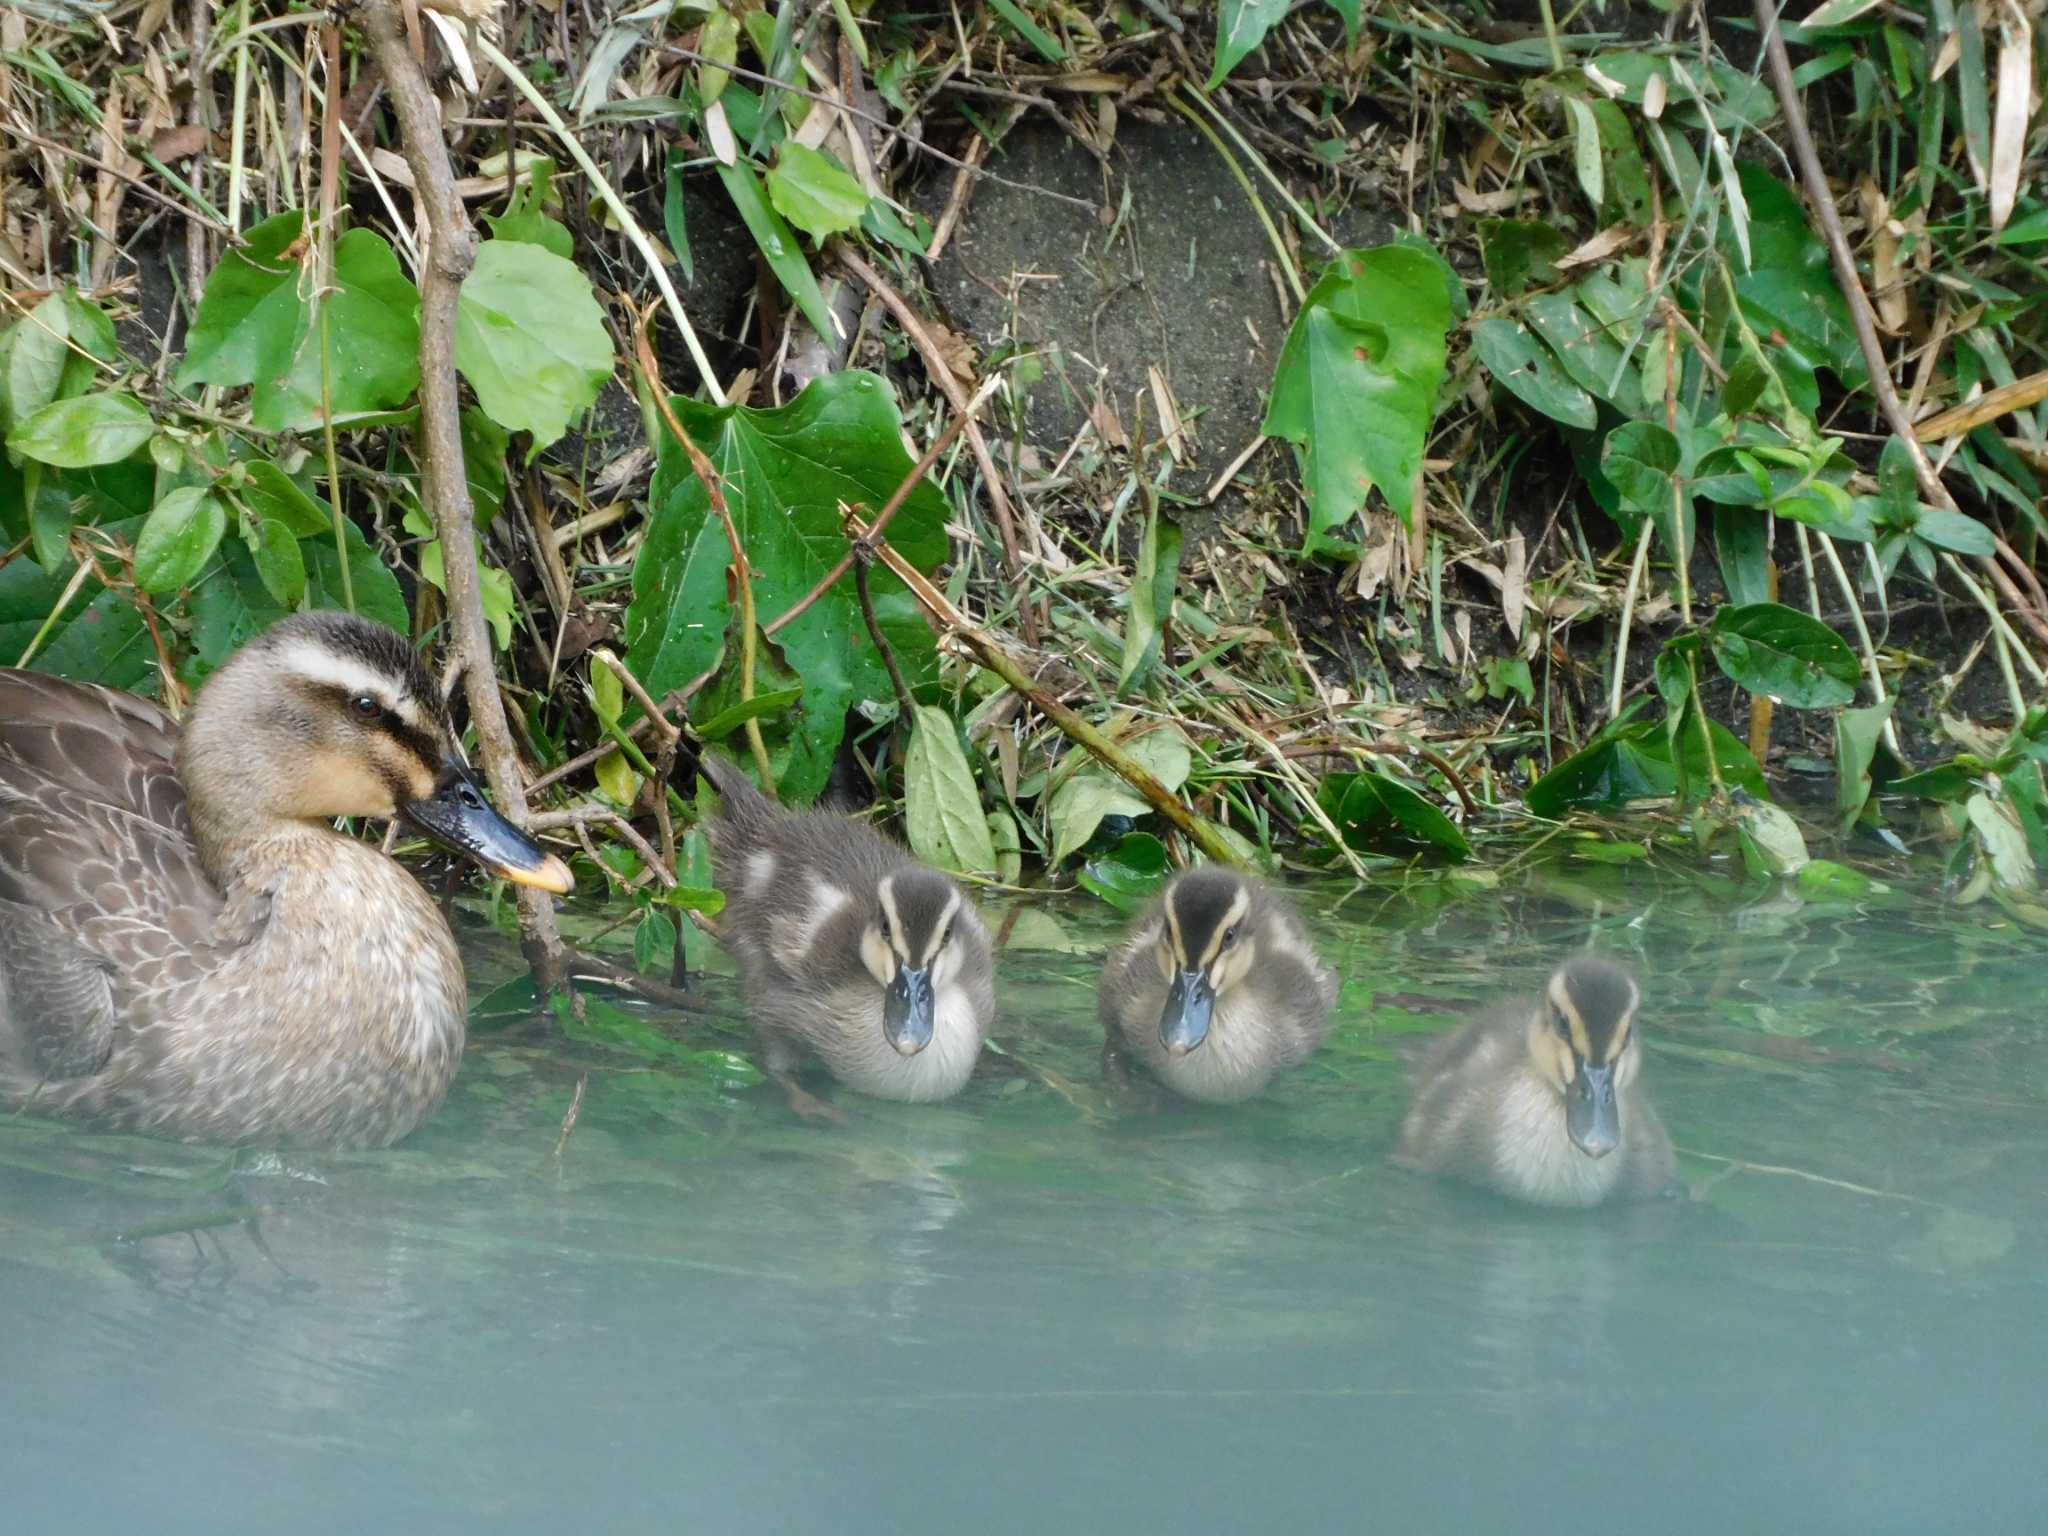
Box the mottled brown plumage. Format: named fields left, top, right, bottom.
left=701, top=756, right=994, bottom=1103
left=0, top=612, right=570, bottom=1149
left=1099, top=867, right=1337, bottom=1103
left=1396, top=956, right=1676, bottom=1208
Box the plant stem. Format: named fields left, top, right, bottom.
left=355, top=0, right=566, bottom=992
left=1610, top=518, right=1653, bottom=720
left=1815, top=531, right=1902, bottom=754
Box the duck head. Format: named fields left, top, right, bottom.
left=859, top=869, right=971, bottom=1057
left=177, top=611, right=572, bottom=893
left=1527, top=956, right=1642, bottom=1159
left=1151, top=868, right=1263, bottom=1057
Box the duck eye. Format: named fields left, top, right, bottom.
left=1223, top=924, right=1240, bottom=946
left=351, top=694, right=383, bottom=719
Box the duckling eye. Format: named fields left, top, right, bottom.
left=1222, top=924, right=1240, bottom=947
left=351, top=694, right=384, bottom=720
left=878, top=915, right=892, bottom=943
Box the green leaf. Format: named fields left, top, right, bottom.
left=1735, top=797, right=1810, bottom=876
left=482, top=159, right=574, bottom=259
left=456, top=239, right=613, bottom=451
left=0, top=514, right=151, bottom=689
left=662, top=147, right=696, bottom=282
left=55, top=289, right=120, bottom=400
left=237, top=459, right=337, bottom=537
left=239, top=507, right=306, bottom=607
left=1317, top=769, right=1470, bottom=860
left=989, top=0, right=1068, bottom=61
left=634, top=908, right=679, bottom=978
left=1478, top=219, right=1568, bottom=296
left=696, top=6, right=739, bottom=102
left=133, top=486, right=227, bottom=593
left=8, top=392, right=153, bottom=468
left=1966, top=791, right=2037, bottom=892
left=1707, top=602, right=1860, bottom=708
left=1263, top=245, right=1453, bottom=536
left=625, top=371, right=947, bottom=805
left=1047, top=729, right=1191, bottom=864
left=715, top=159, right=837, bottom=343
left=1526, top=712, right=1677, bottom=817
left=1603, top=421, right=1690, bottom=564
left=1118, top=503, right=1181, bottom=695
left=1209, top=0, right=1289, bottom=85
left=1991, top=204, right=2048, bottom=246
left=189, top=514, right=407, bottom=673
left=1524, top=292, right=1632, bottom=405
left=692, top=686, right=804, bottom=741
left=1472, top=316, right=1597, bottom=431
left=176, top=211, right=421, bottom=430
left=904, top=704, right=998, bottom=877
left=2, top=291, right=70, bottom=434
left=1910, top=507, right=1997, bottom=557
left=1564, top=95, right=1603, bottom=212
left=765, top=143, right=868, bottom=243
left=1725, top=165, right=1862, bottom=384
left=1834, top=700, right=1891, bottom=828
left=1076, top=831, right=1170, bottom=912
left=1715, top=507, right=1774, bottom=607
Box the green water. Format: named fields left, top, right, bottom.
left=3, top=857, right=2043, bottom=1532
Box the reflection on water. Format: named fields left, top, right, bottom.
left=3, top=868, right=2043, bottom=1533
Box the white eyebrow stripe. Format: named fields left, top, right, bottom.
left=273, top=640, right=407, bottom=709
left=922, top=888, right=962, bottom=966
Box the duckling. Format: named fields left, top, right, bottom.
left=1396, top=956, right=1675, bottom=1208
left=0, top=611, right=572, bottom=1149
left=698, top=755, right=994, bottom=1104
left=1098, top=867, right=1338, bottom=1103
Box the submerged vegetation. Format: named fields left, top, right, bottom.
left=2, top=0, right=2046, bottom=1012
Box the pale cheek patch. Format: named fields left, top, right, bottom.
left=746, top=850, right=778, bottom=893
left=859, top=926, right=895, bottom=988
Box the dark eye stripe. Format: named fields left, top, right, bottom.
left=309, top=683, right=444, bottom=769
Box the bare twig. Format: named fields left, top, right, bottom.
left=355, top=0, right=567, bottom=991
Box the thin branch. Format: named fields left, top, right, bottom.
left=355, top=0, right=567, bottom=991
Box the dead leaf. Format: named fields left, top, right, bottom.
left=1088, top=393, right=1128, bottom=451
left=1452, top=181, right=1527, bottom=214
left=1148, top=366, right=1188, bottom=462
left=1502, top=531, right=1527, bottom=640
left=1988, top=0, right=2031, bottom=230
left=1556, top=226, right=1634, bottom=271
left=149, top=123, right=210, bottom=162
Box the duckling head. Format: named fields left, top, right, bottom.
left=178, top=612, right=571, bottom=893
left=1528, top=956, right=1641, bottom=1160
left=1152, top=868, right=1260, bottom=1057
left=858, top=869, right=970, bottom=1057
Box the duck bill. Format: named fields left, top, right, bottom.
left=1567, top=1060, right=1620, bottom=1159
left=1159, top=969, right=1215, bottom=1056
left=883, top=964, right=935, bottom=1056
left=403, top=767, right=573, bottom=894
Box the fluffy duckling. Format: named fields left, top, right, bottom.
left=1396, top=956, right=1675, bottom=1208
left=699, top=755, right=994, bottom=1104
left=1099, top=867, right=1337, bottom=1103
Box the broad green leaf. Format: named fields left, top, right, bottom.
left=1911, top=507, right=1997, bottom=557
left=625, top=371, right=947, bottom=805
left=1991, top=204, right=2048, bottom=246
left=1209, top=0, right=1289, bottom=86
left=1723, top=166, right=1862, bottom=384
left=715, top=159, right=836, bottom=342
left=1715, top=507, right=1774, bottom=607
left=1707, top=602, right=1859, bottom=708
left=765, top=143, right=868, bottom=242
left=132, top=486, right=226, bottom=593
left=1603, top=421, right=1690, bottom=564
left=634, top=908, right=678, bottom=978
left=1735, top=798, right=1810, bottom=876
left=239, top=507, right=306, bottom=607
left=176, top=211, right=421, bottom=430
left=1263, top=245, right=1452, bottom=536
left=696, top=6, right=739, bottom=103
left=188, top=516, right=407, bottom=673
left=1317, top=769, right=1470, bottom=860
left=456, top=239, right=613, bottom=451
left=55, top=288, right=120, bottom=400
left=692, top=686, right=804, bottom=741
left=904, top=705, right=998, bottom=877
left=1472, top=316, right=1596, bottom=430
left=2, top=292, right=69, bottom=433
left=1048, top=729, right=1192, bottom=864
left=0, top=514, right=151, bottom=688
left=236, top=459, right=336, bottom=537
left=1076, top=831, right=1170, bottom=912
left=8, top=392, right=153, bottom=468
left=1526, top=712, right=1676, bottom=817
left=1966, top=791, right=2037, bottom=891
left=1524, top=292, right=1632, bottom=404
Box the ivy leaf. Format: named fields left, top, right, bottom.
left=176, top=211, right=421, bottom=430
left=481, top=158, right=574, bottom=259
left=1707, top=602, right=1860, bottom=708
left=1603, top=421, right=1690, bottom=565
left=0, top=514, right=152, bottom=689
left=1, top=291, right=70, bottom=434
left=1264, top=245, right=1452, bottom=538
left=456, top=239, right=613, bottom=451
left=765, top=143, right=868, bottom=243
left=625, top=371, right=948, bottom=804
left=133, top=486, right=227, bottom=593
left=239, top=506, right=306, bottom=607
left=8, top=392, right=154, bottom=469
left=904, top=704, right=998, bottom=878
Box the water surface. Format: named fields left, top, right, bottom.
left=3, top=856, right=2042, bottom=1532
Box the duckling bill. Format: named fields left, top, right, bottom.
left=1396, top=956, right=1675, bottom=1208
left=0, top=611, right=571, bottom=1150
left=1099, top=867, right=1337, bottom=1103
left=699, top=755, right=994, bottom=1104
